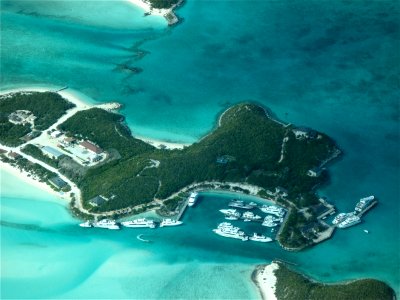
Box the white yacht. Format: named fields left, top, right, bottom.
left=93, top=219, right=120, bottom=230
left=160, top=219, right=183, bottom=227
left=249, top=233, right=273, bottom=243
left=220, top=209, right=241, bottom=218
left=188, top=192, right=199, bottom=207
left=213, top=223, right=248, bottom=241
left=121, top=218, right=156, bottom=228
left=225, top=215, right=239, bottom=220
left=337, top=215, right=361, bottom=229
left=260, top=205, right=286, bottom=217
left=262, top=215, right=279, bottom=227
left=332, top=212, right=354, bottom=225
left=242, top=211, right=262, bottom=221
left=355, top=195, right=375, bottom=212
left=228, top=200, right=255, bottom=209
left=79, top=221, right=92, bottom=228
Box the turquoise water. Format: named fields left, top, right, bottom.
left=1, top=0, right=399, bottom=297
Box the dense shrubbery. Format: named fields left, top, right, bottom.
left=0, top=114, right=31, bottom=146
left=58, top=108, right=154, bottom=158
left=149, top=0, right=179, bottom=9
left=57, top=103, right=338, bottom=213
left=274, top=262, right=395, bottom=300
left=21, top=144, right=60, bottom=168
left=0, top=92, right=75, bottom=146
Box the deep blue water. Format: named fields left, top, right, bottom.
left=1, top=0, right=399, bottom=297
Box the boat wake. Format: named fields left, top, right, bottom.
left=137, top=234, right=151, bottom=243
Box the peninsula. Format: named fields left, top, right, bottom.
left=1, top=90, right=340, bottom=250
left=128, top=0, right=183, bottom=25
left=252, top=261, right=395, bottom=300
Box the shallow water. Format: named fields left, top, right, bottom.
left=1, top=0, right=399, bottom=297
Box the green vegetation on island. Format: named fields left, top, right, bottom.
left=0, top=91, right=341, bottom=250
left=149, top=0, right=180, bottom=9
left=273, top=262, right=395, bottom=300
left=0, top=92, right=75, bottom=146
left=57, top=103, right=339, bottom=247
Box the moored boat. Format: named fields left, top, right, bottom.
left=93, top=219, right=120, bottom=230
left=160, top=218, right=183, bottom=227
left=188, top=192, right=199, bottom=207
left=249, top=233, right=273, bottom=242
left=121, top=218, right=156, bottom=228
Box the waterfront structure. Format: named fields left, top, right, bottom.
left=307, top=167, right=323, bottom=177
left=48, top=176, right=67, bottom=189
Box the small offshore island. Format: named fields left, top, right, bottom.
left=253, top=261, right=395, bottom=300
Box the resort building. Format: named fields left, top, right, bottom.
left=50, top=130, right=63, bottom=138
left=48, top=176, right=68, bottom=189
left=79, top=141, right=103, bottom=154
left=275, top=186, right=288, bottom=197
left=62, top=137, right=76, bottom=146
left=8, top=110, right=36, bottom=126
left=292, top=127, right=317, bottom=139
left=89, top=195, right=107, bottom=207
left=41, top=146, right=64, bottom=159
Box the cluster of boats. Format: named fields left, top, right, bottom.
left=219, top=209, right=262, bottom=221
left=228, top=200, right=257, bottom=209
left=332, top=195, right=377, bottom=229
left=79, top=218, right=182, bottom=230
left=212, top=222, right=272, bottom=242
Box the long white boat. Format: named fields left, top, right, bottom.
left=160, top=218, right=183, bottom=227
left=213, top=222, right=248, bottom=241
left=355, top=195, right=376, bottom=212
left=260, top=205, right=286, bottom=217
left=93, top=219, right=120, bottom=230
left=337, top=215, right=361, bottom=229
left=121, top=218, right=156, bottom=228
left=188, top=192, right=199, bottom=207
left=249, top=233, right=273, bottom=243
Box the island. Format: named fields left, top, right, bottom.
left=252, top=261, right=395, bottom=300
left=128, top=0, right=183, bottom=26
left=0, top=90, right=343, bottom=250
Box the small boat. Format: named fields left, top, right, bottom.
left=364, top=229, right=369, bottom=234
left=160, top=219, right=183, bottom=227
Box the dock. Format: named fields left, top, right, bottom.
left=175, top=198, right=189, bottom=221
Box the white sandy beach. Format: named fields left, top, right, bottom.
left=133, top=135, right=190, bottom=150
left=0, top=161, right=70, bottom=200
left=126, top=0, right=169, bottom=16
left=254, top=262, right=279, bottom=300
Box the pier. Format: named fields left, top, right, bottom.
left=54, top=86, right=68, bottom=92
left=175, top=198, right=189, bottom=221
